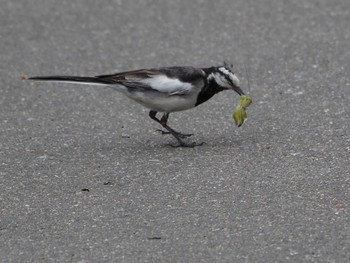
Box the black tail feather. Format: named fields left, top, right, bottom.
left=28, top=76, right=114, bottom=85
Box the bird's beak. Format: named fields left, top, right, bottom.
left=233, top=85, right=245, bottom=96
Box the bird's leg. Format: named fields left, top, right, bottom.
left=156, top=113, right=193, bottom=138
left=149, top=111, right=202, bottom=147
left=149, top=111, right=184, bottom=145
left=160, top=112, right=169, bottom=125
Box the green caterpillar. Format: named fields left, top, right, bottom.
left=233, top=95, right=252, bottom=127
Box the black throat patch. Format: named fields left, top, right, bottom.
left=195, top=76, right=225, bottom=106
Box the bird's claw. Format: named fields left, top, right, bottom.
left=156, top=129, right=193, bottom=138
left=169, top=141, right=205, bottom=148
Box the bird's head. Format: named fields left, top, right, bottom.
left=208, top=66, right=244, bottom=96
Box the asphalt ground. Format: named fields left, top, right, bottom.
left=1, top=0, right=349, bottom=262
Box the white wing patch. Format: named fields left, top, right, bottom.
left=141, top=75, right=193, bottom=95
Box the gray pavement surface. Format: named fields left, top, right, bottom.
left=1, top=0, right=350, bottom=262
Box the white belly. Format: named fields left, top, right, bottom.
left=126, top=91, right=198, bottom=112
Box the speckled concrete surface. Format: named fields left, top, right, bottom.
left=1, top=0, right=349, bottom=262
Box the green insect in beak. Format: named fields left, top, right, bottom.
left=233, top=95, right=252, bottom=127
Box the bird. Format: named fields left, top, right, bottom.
left=28, top=65, right=245, bottom=147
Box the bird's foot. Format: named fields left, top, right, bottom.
left=169, top=141, right=205, bottom=148
left=156, top=129, right=193, bottom=138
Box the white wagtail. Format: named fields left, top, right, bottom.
left=28, top=65, right=245, bottom=147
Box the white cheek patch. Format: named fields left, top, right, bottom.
left=219, top=67, right=240, bottom=87
left=209, top=73, right=230, bottom=88
left=229, top=74, right=240, bottom=87
left=218, top=67, right=231, bottom=75
left=216, top=76, right=227, bottom=87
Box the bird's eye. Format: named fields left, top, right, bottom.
left=224, top=73, right=234, bottom=83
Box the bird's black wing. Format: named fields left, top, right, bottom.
left=29, top=67, right=206, bottom=95
left=96, top=67, right=206, bottom=95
